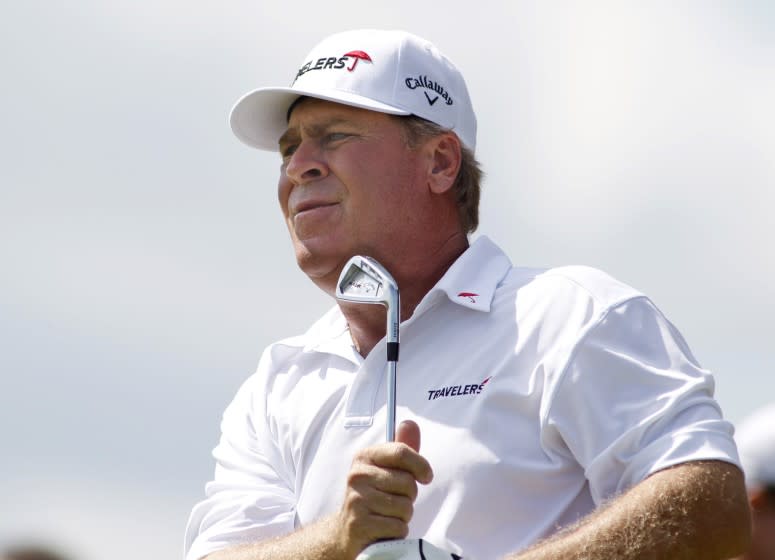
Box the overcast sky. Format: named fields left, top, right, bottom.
left=1, top=2, right=773, bottom=559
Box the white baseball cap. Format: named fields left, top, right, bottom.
left=735, top=402, right=775, bottom=488
left=229, top=29, right=477, bottom=152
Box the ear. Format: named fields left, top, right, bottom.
left=425, top=132, right=462, bottom=195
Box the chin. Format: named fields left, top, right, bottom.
left=293, top=246, right=347, bottom=292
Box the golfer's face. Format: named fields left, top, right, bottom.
left=277, top=99, right=425, bottom=289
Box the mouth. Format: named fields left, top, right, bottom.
left=293, top=201, right=339, bottom=218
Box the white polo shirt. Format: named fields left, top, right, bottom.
left=184, top=236, right=740, bottom=560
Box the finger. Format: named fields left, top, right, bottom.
left=349, top=462, right=420, bottom=500
left=360, top=444, right=434, bottom=485
left=353, top=483, right=416, bottom=522
left=349, top=511, right=410, bottom=544
left=336, top=497, right=410, bottom=556
left=396, top=420, right=421, bottom=452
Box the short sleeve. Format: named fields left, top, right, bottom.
left=545, top=296, right=740, bottom=504
left=184, top=358, right=296, bottom=560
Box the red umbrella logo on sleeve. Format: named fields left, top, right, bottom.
left=344, top=50, right=372, bottom=72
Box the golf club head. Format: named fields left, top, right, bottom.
left=336, top=256, right=400, bottom=344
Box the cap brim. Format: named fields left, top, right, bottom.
left=229, top=86, right=412, bottom=151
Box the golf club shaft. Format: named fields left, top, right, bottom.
left=386, top=360, right=397, bottom=442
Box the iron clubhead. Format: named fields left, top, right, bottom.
left=336, top=255, right=400, bottom=344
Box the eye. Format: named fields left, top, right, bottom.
left=280, top=143, right=298, bottom=161
left=323, top=132, right=350, bottom=144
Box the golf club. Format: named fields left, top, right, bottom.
left=335, top=255, right=400, bottom=442
left=337, top=257, right=468, bottom=559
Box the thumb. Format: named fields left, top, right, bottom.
left=395, top=419, right=421, bottom=453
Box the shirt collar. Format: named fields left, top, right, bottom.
left=296, top=236, right=512, bottom=358
left=415, top=235, right=512, bottom=315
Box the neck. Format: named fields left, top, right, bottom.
left=340, top=232, right=469, bottom=357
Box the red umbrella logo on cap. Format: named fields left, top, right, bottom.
left=344, top=50, right=372, bottom=72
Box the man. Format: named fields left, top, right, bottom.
left=185, top=29, right=750, bottom=560
left=734, top=403, right=775, bottom=560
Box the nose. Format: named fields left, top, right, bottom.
left=284, top=139, right=328, bottom=185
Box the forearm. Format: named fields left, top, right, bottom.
left=203, top=514, right=347, bottom=560
left=507, top=460, right=751, bottom=560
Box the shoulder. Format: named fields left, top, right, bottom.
left=524, top=264, right=642, bottom=305
left=498, top=263, right=646, bottom=324
left=463, top=237, right=643, bottom=315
